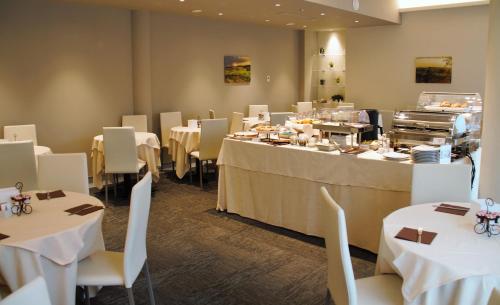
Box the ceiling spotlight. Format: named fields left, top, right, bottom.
left=286, top=22, right=295, bottom=26
left=265, top=19, right=271, bottom=22
left=179, top=0, right=185, bottom=2
left=320, top=12, right=325, bottom=16
left=275, top=3, right=281, bottom=7
left=303, top=25, right=307, bottom=28
left=354, top=20, right=360, bottom=23
left=218, top=12, right=224, bottom=16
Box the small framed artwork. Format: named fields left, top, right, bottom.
left=224, top=55, right=251, bottom=84
left=415, top=56, right=452, bottom=84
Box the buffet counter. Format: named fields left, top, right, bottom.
left=216, top=138, right=474, bottom=253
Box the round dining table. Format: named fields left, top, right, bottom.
left=376, top=202, right=500, bottom=305
left=91, top=132, right=161, bottom=189
left=168, top=126, right=200, bottom=178
left=0, top=191, right=105, bottom=305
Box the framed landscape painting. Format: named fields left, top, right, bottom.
left=224, top=55, right=251, bottom=84
left=415, top=56, right=452, bottom=83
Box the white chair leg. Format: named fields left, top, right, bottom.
left=127, top=287, right=136, bottom=305
left=199, top=160, right=204, bottom=188
left=144, top=260, right=156, bottom=305
left=84, top=286, right=91, bottom=305
left=105, top=174, right=109, bottom=204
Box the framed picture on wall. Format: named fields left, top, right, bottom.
left=224, top=55, right=251, bottom=84
left=415, top=56, right=452, bottom=83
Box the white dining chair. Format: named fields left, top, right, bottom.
left=229, top=112, right=244, bottom=134
left=248, top=105, right=269, bottom=117
left=270, top=112, right=293, bottom=126
left=411, top=164, right=472, bottom=205
left=297, top=102, right=313, bottom=114
left=209, top=109, right=216, bottom=119
left=0, top=277, right=52, bottom=305
left=37, top=153, right=89, bottom=194
left=320, top=187, right=403, bottom=305
left=103, top=127, right=146, bottom=204
left=160, top=112, right=182, bottom=149
left=3, top=124, right=38, bottom=146
left=379, top=110, right=395, bottom=134
left=77, top=172, right=155, bottom=305
left=0, top=141, right=37, bottom=191
left=122, top=115, right=148, bottom=133
left=189, top=118, right=228, bottom=188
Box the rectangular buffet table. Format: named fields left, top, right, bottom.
left=216, top=138, right=472, bottom=253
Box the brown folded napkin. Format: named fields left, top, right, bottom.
left=395, top=227, right=437, bottom=245
left=0, top=233, right=10, bottom=241
left=435, top=203, right=469, bottom=216
left=36, top=190, right=66, bottom=200
left=65, top=204, right=93, bottom=214
left=75, top=206, right=104, bottom=216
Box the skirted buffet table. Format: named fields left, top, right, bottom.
left=216, top=138, right=474, bottom=253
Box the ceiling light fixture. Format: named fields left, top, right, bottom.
left=354, top=20, right=360, bottom=23
left=286, top=22, right=295, bottom=26
left=303, top=25, right=308, bottom=28
left=265, top=19, right=271, bottom=22
left=218, top=12, right=224, bottom=16
left=275, top=3, right=281, bottom=7
left=179, top=0, right=185, bottom=2
left=320, top=12, right=325, bottom=16
left=192, top=9, right=202, bottom=13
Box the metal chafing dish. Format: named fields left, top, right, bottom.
left=389, top=92, right=482, bottom=159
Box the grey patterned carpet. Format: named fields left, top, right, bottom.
left=89, top=171, right=376, bottom=305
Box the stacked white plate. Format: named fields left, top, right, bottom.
left=411, top=145, right=441, bottom=163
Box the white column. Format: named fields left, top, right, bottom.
left=131, top=10, right=153, bottom=131
left=479, top=0, right=500, bottom=199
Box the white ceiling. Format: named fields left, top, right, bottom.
left=56, top=0, right=396, bottom=30
left=399, top=0, right=489, bottom=12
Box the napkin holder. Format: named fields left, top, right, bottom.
left=474, top=198, right=500, bottom=237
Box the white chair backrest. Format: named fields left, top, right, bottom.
left=103, top=127, right=139, bottom=174
left=411, top=164, right=472, bottom=205
left=37, top=153, right=89, bottom=194
left=0, top=141, right=37, bottom=191
left=297, top=102, right=313, bottom=113
left=229, top=112, right=244, bottom=134
left=379, top=110, right=395, bottom=132
left=209, top=109, right=215, bottom=119
left=199, top=119, right=228, bottom=160
left=321, top=187, right=357, bottom=305
left=123, top=172, right=152, bottom=288
left=3, top=124, right=38, bottom=146
left=122, top=115, right=148, bottom=133
left=270, top=112, right=293, bottom=126
left=0, top=277, right=52, bottom=305
left=160, top=112, right=182, bottom=148
left=248, top=105, right=269, bottom=117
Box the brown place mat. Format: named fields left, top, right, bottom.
left=395, top=227, right=437, bottom=245
left=36, top=190, right=66, bottom=200
left=435, top=203, right=469, bottom=216
left=65, top=204, right=93, bottom=214
left=75, top=206, right=104, bottom=216
left=0, top=233, right=10, bottom=241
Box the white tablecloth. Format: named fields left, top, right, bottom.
left=168, top=126, right=200, bottom=179
left=216, top=139, right=473, bottom=253
left=0, top=191, right=105, bottom=305
left=91, top=132, right=161, bottom=189
left=376, top=202, right=500, bottom=305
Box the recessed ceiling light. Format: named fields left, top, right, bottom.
left=265, top=19, right=271, bottom=22
left=179, top=0, right=184, bottom=2
left=320, top=12, right=325, bottom=16
left=354, top=20, right=360, bottom=23
left=286, top=22, right=295, bottom=26
left=192, top=9, right=202, bottom=13
left=303, top=25, right=307, bottom=28
left=218, top=12, right=224, bottom=16
left=275, top=3, right=281, bottom=7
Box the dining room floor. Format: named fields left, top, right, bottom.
left=90, top=170, right=376, bottom=305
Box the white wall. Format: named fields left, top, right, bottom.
left=346, top=5, right=489, bottom=111
left=150, top=13, right=301, bottom=133
left=0, top=0, right=133, bottom=160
